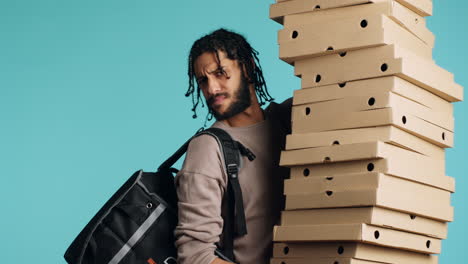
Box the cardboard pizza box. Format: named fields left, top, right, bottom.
left=282, top=0, right=434, bottom=47
left=289, top=157, right=454, bottom=193
left=281, top=207, right=448, bottom=239
left=270, top=0, right=373, bottom=24
left=284, top=172, right=450, bottom=203
left=283, top=173, right=453, bottom=221
left=271, top=258, right=382, bottom=264
left=271, top=0, right=432, bottom=22
left=273, top=242, right=438, bottom=264
left=273, top=223, right=441, bottom=254
left=291, top=92, right=453, bottom=131
left=295, top=45, right=463, bottom=102
left=285, top=126, right=445, bottom=160
left=293, top=76, right=453, bottom=115
left=284, top=188, right=453, bottom=221
left=280, top=141, right=445, bottom=167
left=278, top=14, right=432, bottom=63
left=291, top=107, right=453, bottom=148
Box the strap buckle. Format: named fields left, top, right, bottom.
left=227, top=164, right=238, bottom=178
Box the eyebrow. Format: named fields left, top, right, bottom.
left=196, top=66, right=226, bottom=80
left=209, top=65, right=225, bottom=73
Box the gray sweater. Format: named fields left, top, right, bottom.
left=174, top=99, right=291, bottom=264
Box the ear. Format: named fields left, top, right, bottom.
left=241, top=58, right=256, bottom=83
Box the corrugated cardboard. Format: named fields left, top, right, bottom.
left=284, top=188, right=452, bottom=221
left=292, top=92, right=453, bottom=131
left=295, top=45, right=463, bottom=102
left=284, top=172, right=450, bottom=203
left=273, top=242, right=438, bottom=264
left=285, top=126, right=445, bottom=160
left=293, top=76, right=453, bottom=115
left=273, top=223, right=441, bottom=254
left=289, top=157, right=454, bottom=193
left=270, top=258, right=381, bottom=264
left=396, top=0, right=432, bottom=17
left=282, top=0, right=434, bottom=47
left=291, top=107, right=453, bottom=148
left=281, top=141, right=444, bottom=167
left=270, top=0, right=433, bottom=22
left=283, top=173, right=453, bottom=221
left=270, top=0, right=372, bottom=24
left=278, top=14, right=431, bottom=63
left=281, top=207, right=448, bottom=239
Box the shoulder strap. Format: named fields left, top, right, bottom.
left=201, top=128, right=248, bottom=236
left=159, top=127, right=253, bottom=262
left=199, top=128, right=247, bottom=263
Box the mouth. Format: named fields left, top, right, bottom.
left=209, top=94, right=228, bottom=107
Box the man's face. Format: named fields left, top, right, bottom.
left=194, top=51, right=252, bottom=121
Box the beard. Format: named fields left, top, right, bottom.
left=207, top=75, right=252, bottom=121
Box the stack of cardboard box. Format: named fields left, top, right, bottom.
left=269, top=0, right=463, bottom=263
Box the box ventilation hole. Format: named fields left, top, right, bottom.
left=323, top=156, right=331, bottom=163
left=380, top=63, right=388, bottom=72
left=368, top=97, right=375, bottom=106
left=374, top=230, right=380, bottom=239
left=338, top=82, right=347, bottom=87
left=402, top=116, right=407, bottom=124
left=315, top=5, right=321, bottom=9
left=410, top=215, right=417, bottom=220
left=442, top=132, right=445, bottom=140
left=327, top=46, right=334, bottom=51
left=426, top=240, right=431, bottom=248
left=305, top=107, right=311, bottom=115
left=283, top=246, right=289, bottom=255
left=326, top=177, right=334, bottom=181
left=332, top=140, right=340, bottom=145
left=303, top=168, right=310, bottom=177
left=291, top=31, right=298, bottom=39
left=367, top=163, right=375, bottom=171
left=337, top=246, right=344, bottom=254
left=326, top=190, right=333, bottom=196
left=360, top=19, right=368, bottom=28
left=339, top=52, right=347, bottom=57
left=315, top=74, right=322, bottom=83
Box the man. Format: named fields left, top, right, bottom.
left=175, top=28, right=291, bottom=264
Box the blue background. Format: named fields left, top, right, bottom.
left=1, top=0, right=466, bottom=263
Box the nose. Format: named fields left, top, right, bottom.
left=206, top=76, right=222, bottom=96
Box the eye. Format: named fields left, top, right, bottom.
left=215, top=68, right=226, bottom=77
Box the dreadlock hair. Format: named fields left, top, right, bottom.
left=186, top=28, right=274, bottom=119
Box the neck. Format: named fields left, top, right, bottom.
left=221, top=100, right=264, bottom=127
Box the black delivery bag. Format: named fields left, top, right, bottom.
left=64, top=128, right=251, bottom=264
left=64, top=168, right=179, bottom=264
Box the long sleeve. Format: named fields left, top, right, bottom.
left=174, top=135, right=228, bottom=264
left=176, top=106, right=288, bottom=264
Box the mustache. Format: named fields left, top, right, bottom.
left=207, top=93, right=229, bottom=106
